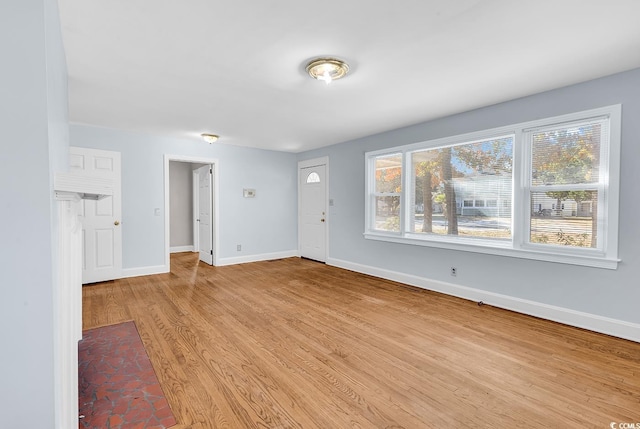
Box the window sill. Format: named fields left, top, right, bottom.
left=363, top=232, right=620, bottom=270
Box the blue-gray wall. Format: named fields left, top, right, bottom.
left=0, top=0, right=69, bottom=425
left=70, top=125, right=298, bottom=268
left=299, top=68, right=640, bottom=325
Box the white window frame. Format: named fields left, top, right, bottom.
left=364, top=105, right=621, bottom=269
left=368, top=152, right=404, bottom=234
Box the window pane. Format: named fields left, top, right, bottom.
left=530, top=191, right=597, bottom=248
left=410, top=136, right=513, bottom=240
left=306, top=172, right=320, bottom=183
left=374, top=196, right=400, bottom=232
left=373, top=153, right=402, bottom=233
left=375, top=154, right=402, bottom=193
left=531, top=122, right=601, bottom=186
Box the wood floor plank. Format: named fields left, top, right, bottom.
left=82, top=253, right=640, bottom=428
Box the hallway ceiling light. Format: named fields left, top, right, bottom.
left=306, top=57, right=350, bottom=85
left=201, top=133, right=219, bottom=143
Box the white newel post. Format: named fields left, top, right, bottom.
left=54, top=195, right=82, bottom=429
left=53, top=172, right=113, bottom=428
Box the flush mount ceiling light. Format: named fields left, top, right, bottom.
left=306, top=57, right=350, bottom=85
left=201, top=133, right=219, bottom=144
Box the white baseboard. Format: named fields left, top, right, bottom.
left=327, top=257, right=640, bottom=343
left=120, top=265, right=169, bottom=279
left=217, top=250, right=299, bottom=267
left=120, top=249, right=298, bottom=277
left=170, top=245, right=194, bottom=253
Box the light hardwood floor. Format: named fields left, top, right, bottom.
left=83, top=252, right=640, bottom=428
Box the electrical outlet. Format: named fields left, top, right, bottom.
left=450, top=267, right=457, bottom=276
left=237, top=244, right=242, bottom=251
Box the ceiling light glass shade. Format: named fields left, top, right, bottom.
left=201, top=133, right=219, bottom=143
left=306, top=58, right=350, bottom=84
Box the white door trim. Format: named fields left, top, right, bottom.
left=164, top=155, right=219, bottom=270
left=298, top=156, right=329, bottom=261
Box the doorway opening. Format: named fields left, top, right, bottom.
left=164, top=155, right=219, bottom=270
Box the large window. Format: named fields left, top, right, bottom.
left=365, top=106, right=621, bottom=269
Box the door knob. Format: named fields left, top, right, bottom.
left=114, top=220, right=120, bottom=226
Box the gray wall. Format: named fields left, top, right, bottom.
left=70, top=125, right=298, bottom=267
left=169, top=161, right=195, bottom=248
left=299, top=68, right=640, bottom=325
left=0, top=0, right=69, bottom=425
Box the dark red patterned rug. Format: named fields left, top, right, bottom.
left=78, top=321, right=176, bottom=429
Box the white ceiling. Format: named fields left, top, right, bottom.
left=58, top=0, right=640, bottom=153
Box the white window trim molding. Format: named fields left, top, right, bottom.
left=363, top=232, right=619, bottom=269
left=364, top=105, right=622, bottom=270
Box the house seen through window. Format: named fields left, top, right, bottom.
left=408, top=136, right=513, bottom=241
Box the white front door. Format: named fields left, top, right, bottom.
left=197, top=165, right=214, bottom=265
left=70, top=147, right=122, bottom=283
left=299, top=162, right=327, bottom=262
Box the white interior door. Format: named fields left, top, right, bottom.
left=197, top=165, right=214, bottom=265
left=70, top=147, right=122, bottom=283
left=299, top=164, right=327, bottom=262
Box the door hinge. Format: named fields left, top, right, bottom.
left=209, top=168, right=212, bottom=174
left=210, top=250, right=213, bottom=255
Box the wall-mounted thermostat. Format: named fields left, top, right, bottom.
left=243, top=188, right=256, bottom=198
